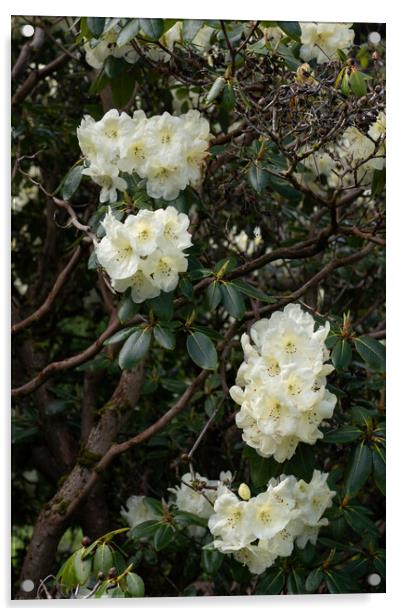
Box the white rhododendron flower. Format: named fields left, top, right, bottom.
left=300, top=22, right=355, bottom=64
left=226, top=226, right=263, bottom=256
left=230, top=304, right=337, bottom=462
left=84, top=26, right=139, bottom=69
left=169, top=471, right=233, bottom=537
left=209, top=470, right=335, bottom=574
left=94, top=206, right=192, bottom=302
left=120, top=495, right=158, bottom=537
left=77, top=108, right=210, bottom=202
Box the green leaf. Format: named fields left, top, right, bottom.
left=140, top=18, right=164, bottom=39
left=74, top=548, right=92, bottom=586
left=153, top=525, right=174, bottom=551
left=372, top=549, right=385, bottom=578
left=111, top=74, right=135, bottom=108
left=343, top=505, right=379, bottom=537
left=350, top=405, right=378, bottom=424
left=206, top=281, right=222, bottom=310
left=201, top=549, right=224, bottom=576
left=148, top=292, right=174, bottom=321
left=322, top=425, right=362, bottom=444
left=87, top=17, right=106, bottom=38
left=287, top=570, right=305, bottom=594
left=331, top=338, right=352, bottom=371
left=153, top=324, right=176, bottom=350
left=104, top=56, right=125, bottom=79
left=243, top=446, right=281, bottom=488
left=118, top=296, right=140, bottom=323
left=341, top=71, right=350, bottom=97
left=56, top=553, right=78, bottom=588
left=305, top=568, right=323, bottom=593
left=284, top=443, right=315, bottom=482
left=229, top=280, right=272, bottom=302
left=277, top=21, right=301, bottom=41
left=221, top=282, right=246, bottom=319
left=143, top=497, right=164, bottom=516
left=126, top=572, right=145, bottom=597
left=372, top=446, right=385, bottom=495
left=248, top=163, right=270, bottom=193
left=103, top=327, right=136, bottom=346
left=354, top=336, right=385, bottom=372
left=350, top=70, right=367, bottom=97
left=183, top=20, right=204, bottom=41
left=62, top=165, right=83, bottom=201
left=345, top=441, right=372, bottom=496
left=174, top=510, right=208, bottom=528
left=130, top=520, right=162, bottom=540
left=186, top=331, right=218, bottom=370
left=325, top=570, right=357, bottom=593
left=116, top=19, right=140, bottom=46
left=118, top=328, right=151, bottom=369
left=371, top=168, right=386, bottom=195
left=93, top=544, right=114, bottom=577
left=222, top=83, right=236, bottom=111
left=179, top=277, right=193, bottom=300
left=255, top=568, right=285, bottom=594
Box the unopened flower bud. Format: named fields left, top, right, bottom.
left=238, top=483, right=251, bottom=500
left=108, top=567, right=118, bottom=579
left=81, top=536, right=91, bottom=547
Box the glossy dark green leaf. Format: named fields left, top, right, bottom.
left=222, top=83, right=236, bottom=111
left=118, top=296, right=140, bottom=322
left=372, top=549, right=385, bottom=577
left=111, top=73, right=135, bottom=108
left=87, top=17, right=106, bottom=37
left=179, top=277, right=193, bottom=300
left=126, top=571, right=145, bottom=597
left=116, top=19, right=140, bottom=46
left=372, top=446, right=385, bottom=495
left=322, top=425, right=362, bottom=444
left=350, top=405, right=378, bottom=424
left=74, top=548, right=92, bottom=585
left=255, top=568, right=285, bottom=595
left=305, top=568, right=323, bottom=593
left=143, top=497, right=164, bottom=516
left=130, top=520, right=162, bottom=540
left=186, top=331, right=217, bottom=370
left=104, top=56, right=126, bottom=79
left=331, top=338, right=352, bottom=371
left=345, top=441, right=372, bottom=496
left=153, top=324, right=175, bottom=350
left=201, top=549, right=224, bottom=576
left=230, top=280, right=273, bottom=302
left=325, top=570, right=356, bottom=593
left=284, top=443, right=315, bottom=481
left=62, top=165, right=83, bottom=201
left=153, top=524, right=174, bottom=551
left=221, top=282, right=246, bottom=319
left=350, top=70, right=367, bottom=97
left=371, top=168, right=386, bottom=195
left=148, top=292, right=174, bottom=321
left=206, top=281, right=222, bottom=310
left=118, top=328, right=151, bottom=369
left=140, top=18, right=164, bottom=39
left=248, top=163, right=270, bottom=193
left=343, top=505, right=379, bottom=537
left=103, top=327, right=136, bottom=346
left=93, top=544, right=114, bottom=577
left=287, top=569, right=305, bottom=594
left=354, top=335, right=385, bottom=371
left=277, top=21, right=301, bottom=41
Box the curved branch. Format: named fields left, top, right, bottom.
left=12, top=245, right=83, bottom=335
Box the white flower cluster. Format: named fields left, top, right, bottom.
left=120, top=495, right=158, bottom=537
left=95, top=206, right=191, bottom=302
left=300, top=22, right=355, bottom=64
left=209, top=470, right=335, bottom=574
left=301, top=111, right=386, bottom=190
left=78, top=108, right=210, bottom=202
left=230, top=304, right=337, bottom=462
left=169, top=471, right=233, bottom=537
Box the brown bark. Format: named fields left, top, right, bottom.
left=16, top=366, right=144, bottom=599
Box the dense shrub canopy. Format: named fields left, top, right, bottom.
left=11, top=16, right=385, bottom=599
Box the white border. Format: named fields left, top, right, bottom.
left=2, top=0, right=401, bottom=613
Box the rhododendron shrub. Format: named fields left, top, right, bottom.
left=11, top=16, right=385, bottom=599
